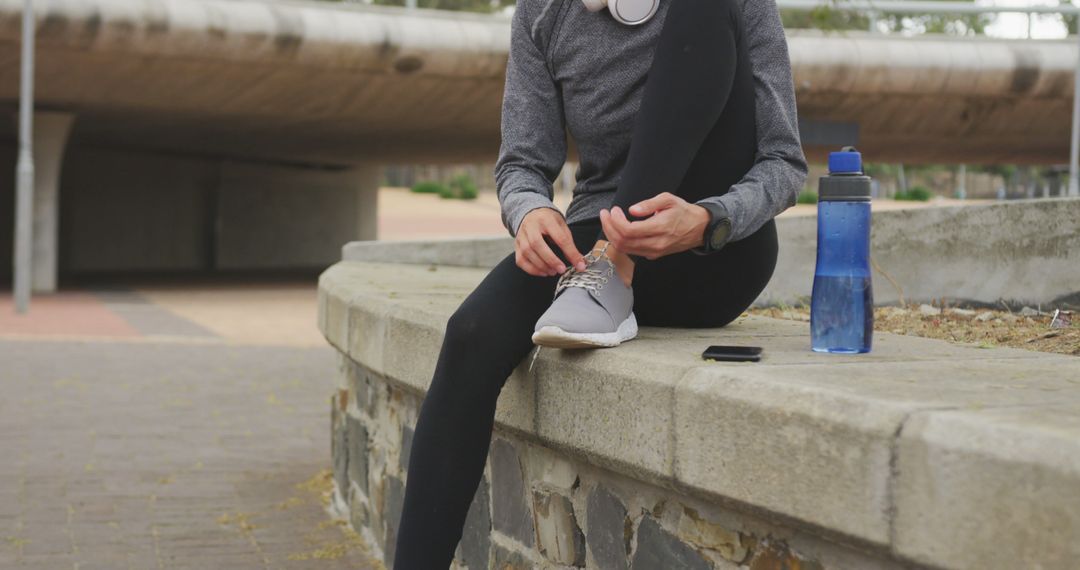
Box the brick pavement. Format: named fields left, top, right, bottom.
left=0, top=286, right=380, bottom=570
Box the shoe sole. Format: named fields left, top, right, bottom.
left=531, top=313, right=638, bottom=349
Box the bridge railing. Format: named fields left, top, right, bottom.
left=775, top=0, right=1080, bottom=196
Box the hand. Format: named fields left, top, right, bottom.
left=515, top=208, right=588, bottom=277
left=599, top=193, right=711, bottom=260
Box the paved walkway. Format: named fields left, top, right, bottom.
left=0, top=283, right=379, bottom=569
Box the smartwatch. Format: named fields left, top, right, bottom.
left=691, top=201, right=733, bottom=255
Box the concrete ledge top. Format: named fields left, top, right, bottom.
left=318, top=258, right=1080, bottom=569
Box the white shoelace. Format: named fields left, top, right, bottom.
left=531, top=244, right=616, bottom=373
left=554, top=243, right=615, bottom=298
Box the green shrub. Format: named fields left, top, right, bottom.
left=895, top=186, right=932, bottom=201
left=797, top=190, right=818, bottom=204
left=412, top=176, right=479, bottom=200
left=908, top=186, right=932, bottom=201
left=442, top=174, right=479, bottom=200
left=411, top=181, right=446, bottom=195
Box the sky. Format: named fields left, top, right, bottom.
left=977, top=0, right=1075, bottom=38
left=499, top=1, right=1079, bottom=38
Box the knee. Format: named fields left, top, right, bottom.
left=430, top=305, right=508, bottom=402
left=438, top=300, right=529, bottom=387
left=438, top=303, right=505, bottom=378
left=444, top=304, right=485, bottom=351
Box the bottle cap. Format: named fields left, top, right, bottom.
left=820, top=146, right=871, bottom=202
left=828, top=146, right=862, bottom=174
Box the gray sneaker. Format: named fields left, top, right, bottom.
left=532, top=245, right=637, bottom=349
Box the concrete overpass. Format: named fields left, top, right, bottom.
left=0, top=0, right=1077, bottom=288
left=2, top=0, right=1076, bottom=163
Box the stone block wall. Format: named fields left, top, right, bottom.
left=321, top=254, right=1080, bottom=570
left=330, top=355, right=888, bottom=570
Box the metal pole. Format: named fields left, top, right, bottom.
left=957, top=164, right=966, bottom=200
left=13, top=0, right=35, bottom=314
left=777, top=0, right=1080, bottom=16
left=1070, top=27, right=1080, bottom=197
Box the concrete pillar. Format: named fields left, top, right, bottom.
left=356, top=164, right=380, bottom=241
left=31, top=111, right=75, bottom=292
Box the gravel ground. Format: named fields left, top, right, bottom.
left=751, top=304, right=1079, bottom=357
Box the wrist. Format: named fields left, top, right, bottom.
left=690, top=205, right=711, bottom=247
left=517, top=205, right=559, bottom=231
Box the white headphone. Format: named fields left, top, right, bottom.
left=580, top=0, right=660, bottom=26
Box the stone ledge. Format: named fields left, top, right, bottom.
left=342, top=236, right=514, bottom=268
left=341, top=199, right=1080, bottom=308
left=318, top=258, right=1080, bottom=568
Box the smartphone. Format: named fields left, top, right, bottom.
left=702, top=345, right=763, bottom=363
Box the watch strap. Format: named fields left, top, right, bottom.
left=691, top=201, right=732, bottom=255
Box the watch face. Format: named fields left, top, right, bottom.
left=709, top=222, right=732, bottom=250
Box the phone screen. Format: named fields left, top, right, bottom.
left=702, top=345, right=763, bottom=362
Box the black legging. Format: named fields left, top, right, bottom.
left=394, top=0, right=776, bottom=567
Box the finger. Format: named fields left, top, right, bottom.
left=605, top=211, right=648, bottom=254
left=526, top=232, right=563, bottom=275
left=546, top=220, right=586, bottom=272
left=619, top=206, right=672, bottom=241
left=600, top=209, right=626, bottom=249
left=611, top=207, right=648, bottom=239
left=515, top=249, right=546, bottom=277
left=623, top=210, right=672, bottom=238
left=522, top=245, right=554, bottom=276
left=529, top=224, right=570, bottom=274
left=535, top=236, right=570, bottom=276
left=518, top=235, right=553, bottom=276
left=607, top=216, right=662, bottom=257
left=610, top=208, right=651, bottom=251
left=628, top=193, right=677, bottom=217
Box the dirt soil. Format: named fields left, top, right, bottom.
left=750, top=305, right=1080, bottom=357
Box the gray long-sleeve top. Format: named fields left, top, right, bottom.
left=494, top=0, right=808, bottom=243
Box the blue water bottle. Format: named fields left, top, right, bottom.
left=810, top=147, right=873, bottom=353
